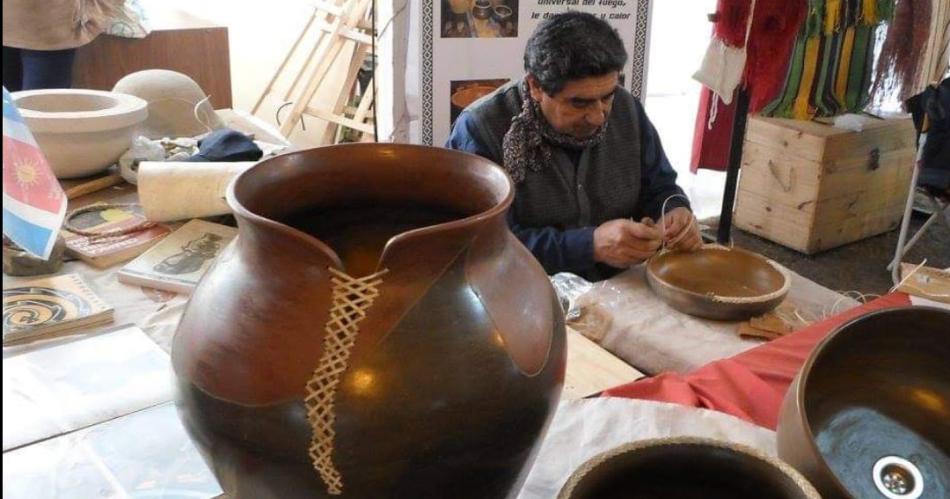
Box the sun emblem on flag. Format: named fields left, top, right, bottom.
left=13, top=158, right=41, bottom=188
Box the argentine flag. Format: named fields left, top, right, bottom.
left=2, top=87, right=67, bottom=259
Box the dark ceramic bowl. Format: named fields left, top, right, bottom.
left=473, top=0, right=492, bottom=19
left=646, top=245, right=789, bottom=321
left=559, top=437, right=819, bottom=499
left=777, top=306, right=950, bottom=499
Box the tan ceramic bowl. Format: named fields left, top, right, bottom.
left=777, top=306, right=950, bottom=499
left=13, top=89, right=147, bottom=179
left=559, top=437, right=820, bottom=499
left=646, top=245, right=790, bottom=321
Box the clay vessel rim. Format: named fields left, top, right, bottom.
left=12, top=89, right=148, bottom=133
left=788, top=305, right=950, bottom=498
left=451, top=85, right=498, bottom=108
left=226, top=143, right=514, bottom=273
left=559, top=436, right=820, bottom=499
left=646, top=245, right=791, bottom=304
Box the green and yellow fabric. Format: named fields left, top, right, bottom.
left=763, top=0, right=894, bottom=119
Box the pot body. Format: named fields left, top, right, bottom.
left=171, top=144, right=566, bottom=498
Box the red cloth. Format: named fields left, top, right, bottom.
left=690, top=87, right=736, bottom=173
left=602, top=293, right=912, bottom=429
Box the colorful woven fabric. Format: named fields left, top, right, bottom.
left=762, top=0, right=894, bottom=119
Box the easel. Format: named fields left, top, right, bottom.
left=251, top=0, right=376, bottom=143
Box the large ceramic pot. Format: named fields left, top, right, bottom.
left=777, top=306, right=950, bottom=499
left=171, top=144, right=566, bottom=498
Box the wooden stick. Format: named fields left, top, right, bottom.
left=62, top=173, right=125, bottom=200
left=251, top=8, right=320, bottom=114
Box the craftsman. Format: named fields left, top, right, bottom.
left=447, top=11, right=702, bottom=281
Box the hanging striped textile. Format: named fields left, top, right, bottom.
left=762, top=0, right=895, bottom=119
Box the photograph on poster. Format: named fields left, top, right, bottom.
left=450, top=78, right=510, bottom=128
left=442, top=0, right=519, bottom=38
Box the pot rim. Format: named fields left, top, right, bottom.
left=559, top=436, right=820, bottom=499
left=12, top=89, right=148, bottom=133
left=792, top=305, right=950, bottom=498
left=225, top=143, right=515, bottom=272
left=646, top=245, right=791, bottom=305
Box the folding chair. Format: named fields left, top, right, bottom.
left=888, top=131, right=950, bottom=285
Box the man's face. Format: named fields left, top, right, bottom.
left=527, top=72, right=618, bottom=139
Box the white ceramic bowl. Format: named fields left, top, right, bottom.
left=12, top=89, right=148, bottom=179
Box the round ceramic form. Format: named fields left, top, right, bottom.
left=559, top=437, right=820, bottom=499
left=172, top=143, right=566, bottom=498
left=451, top=85, right=498, bottom=109
left=777, top=306, right=950, bottom=499
left=12, top=89, right=147, bottom=178
left=646, top=245, right=790, bottom=321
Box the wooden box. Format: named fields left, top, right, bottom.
left=734, top=116, right=916, bottom=254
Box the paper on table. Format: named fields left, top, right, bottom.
left=2, top=326, right=173, bottom=451
left=517, top=398, right=777, bottom=498
left=2, top=402, right=222, bottom=499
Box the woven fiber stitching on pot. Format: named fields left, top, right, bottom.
left=305, top=266, right=388, bottom=495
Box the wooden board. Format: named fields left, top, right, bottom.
left=745, top=116, right=916, bottom=163
left=73, top=11, right=232, bottom=109
left=563, top=328, right=644, bottom=400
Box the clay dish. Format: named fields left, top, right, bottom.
left=12, top=89, right=147, bottom=178
left=646, top=245, right=790, bottom=320
left=777, top=306, right=950, bottom=499
left=559, top=437, right=820, bottom=499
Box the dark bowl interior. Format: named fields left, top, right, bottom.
left=561, top=440, right=816, bottom=499
left=800, top=307, right=950, bottom=499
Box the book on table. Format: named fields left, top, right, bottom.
left=62, top=203, right=171, bottom=268
left=2, top=273, right=113, bottom=345
left=117, top=219, right=238, bottom=294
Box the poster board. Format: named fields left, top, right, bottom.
left=407, top=0, right=653, bottom=146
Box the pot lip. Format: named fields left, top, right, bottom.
left=559, top=436, right=820, bottom=499
left=646, top=245, right=791, bottom=305
left=793, top=305, right=950, bottom=497
left=11, top=89, right=148, bottom=133
left=225, top=143, right=514, bottom=272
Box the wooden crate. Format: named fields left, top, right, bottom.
left=734, top=116, right=916, bottom=254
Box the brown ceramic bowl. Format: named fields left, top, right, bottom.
left=559, top=437, right=820, bottom=499
left=492, top=4, right=513, bottom=23
left=777, top=306, right=950, bottom=499
left=646, top=245, right=790, bottom=321
left=451, top=85, right=497, bottom=110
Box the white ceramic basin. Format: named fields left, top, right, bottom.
left=12, top=89, right=148, bottom=179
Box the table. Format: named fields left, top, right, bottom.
left=569, top=264, right=859, bottom=375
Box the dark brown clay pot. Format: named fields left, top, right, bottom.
left=171, top=144, right=566, bottom=498
left=559, top=437, right=820, bottom=499
left=646, top=245, right=789, bottom=321
left=777, top=306, right=950, bottom=499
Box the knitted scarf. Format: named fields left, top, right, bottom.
left=501, top=80, right=608, bottom=183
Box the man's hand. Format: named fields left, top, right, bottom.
left=593, top=219, right=663, bottom=268
left=662, top=207, right=703, bottom=252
